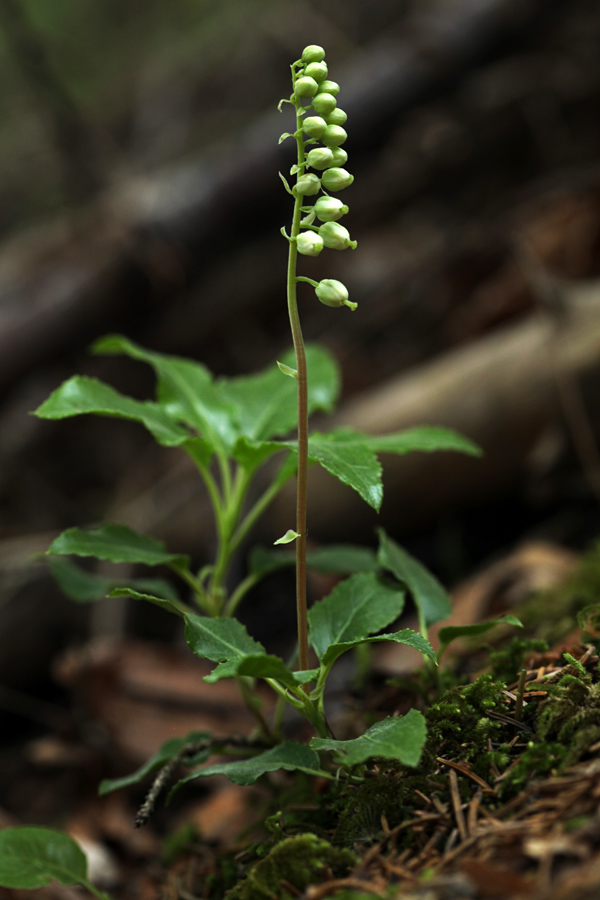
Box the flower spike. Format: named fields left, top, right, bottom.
left=280, top=46, right=358, bottom=677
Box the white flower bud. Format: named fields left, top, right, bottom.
left=314, top=196, right=348, bottom=222
left=318, top=221, right=357, bottom=250
left=294, top=173, right=321, bottom=196
left=322, top=124, right=347, bottom=147
left=304, top=61, right=328, bottom=83
left=302, top=45, right=325, bottom=64
left=321, top=167, right=354, bottom=190
left=330, top=147, right=348, bottom=167
left=311, top=93, right=337, bottom=116
left=326, top=107, right=347, bottom=126
left=296, top=231, right=324, bottom=256
left=294, top=76, right=319, bottom=98
left=306, top=147, right=335, bottom=170
left=315, top=279, right=357, bottom=310
left=303, top=116, right=327, bottom=139
left=317, top=80, right=340, bottom=97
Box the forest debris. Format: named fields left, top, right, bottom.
left=68, top=833, right=120, bottom=889
left=437, top=758, right=496, bottom=795
left=183, top=782, right=260, bottom=845
left=53, top=638, right=271, bottom=763
left=338, top=750, right=600, bottom=900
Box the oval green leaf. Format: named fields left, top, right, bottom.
left=365, top=426, right=482, bottom=457
left=171, top=742, right=325, bottom=791
left=308, top=572, right=405, bottom=661
left=33, top=375, right=189, bottom=447
left=92, top=335, right=237, bottom=454
left=220, top=345, right=339, bottom=443
left=49, top=557, right=178, bottom=604
left=99, top=731, right=210, bottom=796
left=184, top=613, right=264, bottom=664
left=305, top=430, right=383, bottom=511
left=377, top=529, right=451, bottom=627
left=0, top=827, right=95, bottom=892
left=311, top=710, right=426, bottom=768
left=48, top=524, right=189, bottom=570
left=437, top=614, right=523, bottom=662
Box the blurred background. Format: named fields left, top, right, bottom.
left=1, top=0, right=600, bottom=852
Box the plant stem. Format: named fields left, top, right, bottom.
left=236, top=676, right=275, bottom=742
left=265, top=677, right=330, bottom=739
left=229, top=473, right=287, bottom=556
left=171, top=564, right=215, bottom=616
left=80, top=880, right=112, bottom=900
left=208, top=466, right=252, bottom=613
left=288, top=99, right=310, bottom=675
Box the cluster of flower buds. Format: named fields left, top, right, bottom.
left=281, top=45, right=357, bottom=311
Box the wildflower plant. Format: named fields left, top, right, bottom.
left=0, top=46, right=485, bottom=896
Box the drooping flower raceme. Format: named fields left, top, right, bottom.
left=278, top=45, right=359, bottom=678
left=280, top=45, right=357, bottom=311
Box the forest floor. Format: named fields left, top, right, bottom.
left=2, top=537, right=600, bottom=900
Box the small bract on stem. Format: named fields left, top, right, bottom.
left=280, top=44, right=357, bottom=678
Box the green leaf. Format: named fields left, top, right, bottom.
left=182, top=436, right=214, bottom=470
left=47, top=524, right=189, bottom=570
left=0, top=828, right=102, bottom=894
left=278, top=171, right=294, bottom=195
left=99, top=731, right=210, bottom=796
left=93, top=334, right=237, bottom=454
left=305, top=544, right=378, bottom=574
left=204, top=653, right=318, bottom=687
left=274, top=529, right=300, bottom=545
left=172, top=742, right=325, bottom=789
left=377, top=529, right=451, bottom=627
left=48, top=557, right=178, bottom=604
left=231, top=436, right=285, bottom=470
left=365, top=426, right=482, bottom=457
left=249, top=543, right=378, bottom=579
left=220, top=345, right=339, bottom=443
left=311, top=710, right=426, bottom=767
left=107, top=587, right=188, bottom=618
left=184, top=613, right=264, bottom=665
left=33, top=375, right=190, bottom=447
left=321, top=628, right=436, bottom=671
left=277, top=361, right=297, bottom=378
left=437, top=615, right=523, bottom=662
left=306, top=430, right=383, bottom=511
left=308, top=572, right=405, bottom=661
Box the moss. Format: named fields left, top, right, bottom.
left=333, top=764, right=452, bottom=844
left=422, top=674, right=507, bottom=778
left=488, top=637, right=549, bottom=684
left=499, top=741, right=568, bottom=797
left=499, top=653, right=600, bottom=796
left=535, top=665, right=600, bottom=768
left=333, top=673, right=514, bottom=844
left=333, top=772, right=405, bottom=844
left=224, top=833, right=357, bottom=900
